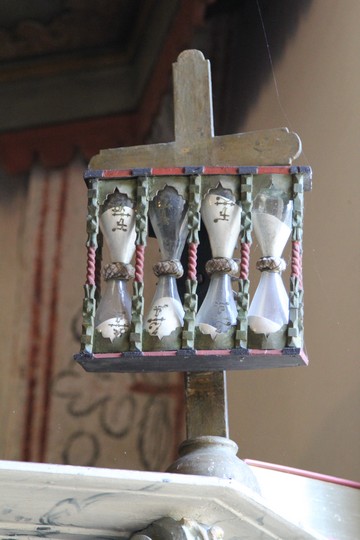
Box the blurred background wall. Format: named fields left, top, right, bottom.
left=225, top=0, right=360, bottom=481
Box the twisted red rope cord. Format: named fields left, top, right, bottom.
left=135, top=244, right=145, bottom=282
left=240, top=242, right=251, bottom=280
left=291, top=240, right=303, bottom=289
left=188, top=242, right=198, bottom=280
left=86, top=245, right=96, bottom=286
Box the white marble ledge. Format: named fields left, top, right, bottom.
left=0, top=460, right=340, bottom=540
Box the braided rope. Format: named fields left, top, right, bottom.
left=205, top=257, right=239, bottom=276
left=153, top=259, right=183, bottom=278
left=103, top=262, right=135, bottom=281
left=256, top=256, right=286, bottom=273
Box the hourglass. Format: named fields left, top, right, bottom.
left=144, top=186, right=188, bottom=347
left=94, top=190, right=136, bottom=348
left=248, top=186, right=293, bottom=349
left=195, top=184, right=241, bottom=346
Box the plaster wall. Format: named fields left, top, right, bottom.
left=228, top=0, right=360, bottom=481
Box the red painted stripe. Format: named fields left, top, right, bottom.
left=93, top=348, right=308, bottom=360
left=249, top=348, right=283, bottom=355
left=195, top=349, right=231, bottom=356
left=22, top=173, right=50, bottom=462
left=257, top=166, right=291, bottom=174
left=245, top=459, right=360, bottom=489
left=142, top=350, right=178, bottom=357
left=93, top=165, right=294, bottom=178
left=93, top=352, right=122, bottom=359
left=203, top=166, right=239, bottom=175
left=151, top=167, right=184, bottom=176
left=38, top=170, right=70, bottom=462
left=299, top=348, right=309, bottom=365
left=102, top=169, right=133, bottom=178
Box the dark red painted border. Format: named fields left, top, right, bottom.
left=38, top=170, right=70, bottom=462
left=22, top=175, right=50, bottom=461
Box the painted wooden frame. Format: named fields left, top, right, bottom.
left=75, top=164, right=312, bottom=373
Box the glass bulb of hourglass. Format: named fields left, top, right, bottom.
left=196, top=185, right=241, bottom=336
left=248, top=191, right=292, bottom=334
left=145, top=275, right=184, bottom=339
left=149, top=186, right=188, bottom=260
left=95, top=279, right=131, bottom=341
left=145, top=186, right=188, bottom=339
left=252, top=192, right=292, bottom=258
left=99, top=190, right=136, bottom=263
left=95, top=191, right=136, bottom=341
left=201, top=185, right=241, bottom=257
left=196, top=273, right=237, bottom=338
left=248, top=272, right=289, bottom=334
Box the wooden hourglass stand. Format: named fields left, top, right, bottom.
left=75, top=50, right=312, bottom=492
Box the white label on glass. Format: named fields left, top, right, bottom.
left=96, top=317, right=130, bottom=342
left=100, top=206, right=136, bottom=262
left=201, top=194, right=241, bottom=257
left=145, top=297, right=184, bottom=339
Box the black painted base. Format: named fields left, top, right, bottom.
left=74, top=347, right=307, bottom=373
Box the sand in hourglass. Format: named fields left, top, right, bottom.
left=95, top=279, right=132, bottom=342
left=252, top=212, right=291, bottom=258
left=248, top=212, right=291, bottom=334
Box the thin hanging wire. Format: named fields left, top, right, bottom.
left=256, top=0, right=310, bottom=165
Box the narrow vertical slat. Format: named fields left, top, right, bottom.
left=235, top=174, right=253, bottom=349
left=287, top=173, right=304, bottom=348
left=181, top=174, right=201, bottom=350
left=81, top=178, right=99, bottom=354
left=130, top=176, right=149, bottom=352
